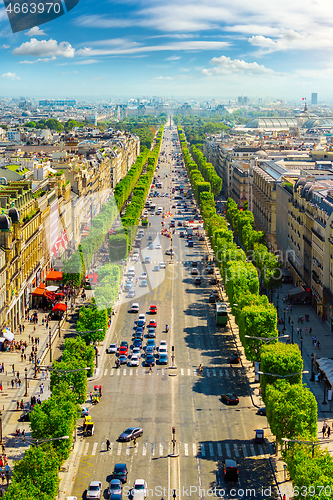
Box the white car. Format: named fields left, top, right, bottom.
left=138, top=314, right=146, bottom=323
left=158, top=347, right=168, bottom=356
left=86, top=481, right=102, bottom=499
left=155, top=244, right=162, bottom=249
left=159, top=341, right=168, bottom=350
left=159, top=262, right=166, bottom=269
left=130, top=355, right=140, bottom=367
left=132, top=479, right=148, bottom=500
left=139, top=273, right=147, bottom=280
left=132, top=347, right=141, bottom=358
left=131, top=303, right=140, bottom=313
left=106, top=343, right=118, bottom=354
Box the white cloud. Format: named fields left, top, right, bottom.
left=249, top=29, right=333, bottom=54
left=77, top=40, right=229, bottom=57
left=166, top=55, right=181, bottom=61
left=75, top=15, right=132, bottom=29
left=13, top=38, right=75, bottom=58
left=202, top=55, right=277, bottom=76
left=154, top=76, right=174, bottom=80
left=26, top=26, right=45, bottom=36
left=19, top=56, right=56, bottom=64
left=1, top=72, right=20, bottom=80
left=1, top=44, right=9, bottom=49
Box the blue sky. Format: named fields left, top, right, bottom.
left=1, top=0, right=333, bottom=101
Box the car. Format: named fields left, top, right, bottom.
left=159, top=340, right=167, bottom=350
left=144, top=256, right=151, bottom=264
left=147, top=327, right=156, bottom=338
left=107, top=343, right=118, bottom=354
left=81, top=407, right=89, bottom=417
left=135, top=327, right=144, bottom=337
left=124, top=283, right=132, bottom=292
left=221, top=393, right=239, bottom=405
left=120, top=341, right=128, bottom=348
left=138, top=314, right=146, bottom=323
left=207, top=266, right=214, bottom=275
left=119, top=355, right=127, bottom=365
left=127, top=289, right=136, bottom=298
left=148, top=235, right=153, bottom=241
left=210, top=278, right=218, bottom=285
left=147, top=339, right=155, bottom=348
left=224, top=459, right=239, bottom=481
left=131, top=303, right=140, bottom=313
left=139, top=273, right=147, bottom=280
left=131, top=479, right=148, bottom=500
left=282, top=275, right=293, bottom=284
left=119, top=346, right=128, bottom=356
left=155, top=244, right=162, bottom=249
left=257, top=407, right=266, bottom=416
left=159, top=353, right=168, bottom=365
left=130, top=355, right=140, bottom=367
left=148, top=319, right=157, bottom=328
left=141, top=279, right=148, bottom=287
left=145, top=354, right=155, bottom=366
left=133, top=339, right=142, bottom=348
left=191, top=268, right=199, bottom=275
left=113, top=463, right=128, bottom=483
left=86, top=481, right=102, bottom=499
left=118, top=427, right=143, bottom=442
left=132, top=347, right=141, bottom=357
left=149, top=305, right=157, bottom=314
left=108, top=479, right=122, bottom=497
left=159, top=262, right=166, bottom=269
left=19, top=410, right=32, bottom=422
left=212, top=290, right=219, bottom=297
left=165, top=249, right=174, bottom=255
left=191, top=261, right=198, bottom=267
left=148, top=243, right=154, bottom=250
left=137, top=319, right=145, bottom=328
left=230, top=353, right=240, bottom=364
left=153, top=265, right=159, bottom=272
left=145, top=346, right=154, bottom=356
left=194, top=277, right=201, bottom=285
left=209, top=294, right=216, bottom=303
left=177, top=221, right=182, bottom=227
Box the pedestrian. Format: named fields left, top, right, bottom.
left=327, top=426, right=331, bottom=439
left=322, top=424, right=326, bottom=438
left=11, top=364, right=14, bottom=375
left=309, top=327, right=312, bottom=335
left=106, top=438, right=110, bottom=451
left=16, top=401, right=19, bottom=411
left=22, top=429, right=25, bottom=441
left=22, top=324, right=25, bottom=332
left=90, top=392, right=93, bottom=403
left=317, top=341, right=321, bottom=349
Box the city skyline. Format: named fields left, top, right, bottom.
left=0, top=0, right=332, bottom=100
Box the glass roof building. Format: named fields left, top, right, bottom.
left=245, top=118, right=299, bottom=130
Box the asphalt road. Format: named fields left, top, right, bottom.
left=71, top=126, right=279, bottom=500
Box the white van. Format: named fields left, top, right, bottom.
left=128, top=266, right=135, bottom=277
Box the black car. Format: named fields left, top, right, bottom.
left=194, top=277, right=201, bottom=285
left=145, top=354, right=155, bottom=366
left=282, top=275, right=293, bottom=284
left=224, top=459, right=239, bottom=480
left=207, top=266, right=214, bottom=275
left=118, top=427, right=143, bottom=442
left=19, top=410, right=32, bottom=422
left=257, top=407, right=266, bottom=416
left=113, top=463, right=128, bottom=483
left=229, top=353, right=240, bottom=364
left=210, top=278, right=218, bottom=285
left=221, top=393, right=239, bottom=405
left=209, top=294, right=216, bottom=303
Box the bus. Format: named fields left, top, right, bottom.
left=216, top=302, right=228, bottom=326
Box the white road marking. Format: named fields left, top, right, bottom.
left=104, top=369, right=108, bottom=376
left=250, top=444, right=256, bottom=456
left=117, top=369, right=120, bottom=376
left=225, top=443, right=231, bottom=457
left=217, top=443, right=222, bottom=456
left=83, top=443, right=89, bottom=455
left=258, top=445, right=265, bottom=456
left=151, top=443, right=156, bottom=456
left=242, top=444, right=248, bottom=457
left=126, top=443, right=131, bottom=455
left=134, top=444, right=138, bottom=455
left=184, top=443, right=189, bottom=456
left=92, top=442, right=98, bottom=456
left=136, top=369, right=139, bottom=376
left=187, top=368, right=191, bottom=376
left=193, top=443, right=197, bottom=456
left=194, top=369, right=198, bottom=376
left=142, top=443, right=147, bottom=456
left=130, top=369, right=133, bottom=376
left=159, top=443, right=164, bottom=456
left=224, top=369, right=229, bottom=377
left=219, top=370, right=223, bottom=377
left=212, top=369, right=216, bottom=377
left=123, top=369, right=126, bottom=376
left=110, top=369, right=114, bottom=376
left=209, top=443, right=214, bottom=456
left=200, top=443, right=205, bottom=457
left=233, top=444, right=239, bottom=457
left=162, top=369, right=165, bottom=375
left=181, top=368, right=184, bottom=375
left=117, top=443, right=122, bottom=455
left=109, top=442, right=114, bottom=455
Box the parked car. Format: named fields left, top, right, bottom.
left=159, top=353, right=168, bottom=365
left=229, top=353, right=240, bottom=364
left=130, top=355, right=140, bottom=367
left=194, top=277, right=201, bottom=285
left=131, top=479, right=148, bottom=500
left=147, top=328, right=156, bottom=338
left=107, top=343, right=118, bottom=354
left=257, top=407, right=266, bottom=416
left=118, top=427, right=143, bottom=442
left=145, top=354, right=155, bottom=366
left=108, top=479, right=122, bottom=497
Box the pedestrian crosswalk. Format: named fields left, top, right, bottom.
left=81, top=439, right=273, bottom=459
left=106, top=367, right=243, bottom=378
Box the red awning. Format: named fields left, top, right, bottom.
left=46, top=271, right=63, bottom=281
left=86, top=273, right=98, bottom=283
left=52, top=303, right=67, bottom=312
left=32, top=287, right=45, bottom=297
left=44, top=290, right=57, bottom=301
left=56, top=292, right=65, bottom=296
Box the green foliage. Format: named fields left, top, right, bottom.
left=239, top=304, right=278, bottom=361
left=260, top=343, right=303, bottom=400
left=94, top=263, right=122, bottom=312
left=191, top=145, right=222, bottom=196
left=174, top=114, right=229, bottom=146
left=266, top=380, right=317, bottom=444
left=24, top=121, right=36, bottom=128
left=76, top=302, right=108, bottom=344
left=106, top=114, right=166, bottom=149
left=62, top=336, right=95, bottom=377
left=64, top=119, right=78, bottom=131
left=109, top=233, right=128, bottom=262
left=5, top=445, right=60, bottom=500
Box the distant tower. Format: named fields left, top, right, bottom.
left=311, top=93, right=318, bottom=105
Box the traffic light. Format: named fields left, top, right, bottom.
left=172, top=427, right=175, bottom=434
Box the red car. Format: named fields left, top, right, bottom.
left=119, top=346, right=128, bottom=356
left=149, top=305, right=157, bottom=314
left=149, top=319, right=157, bottom=328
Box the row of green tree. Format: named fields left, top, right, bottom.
left=105, top=115, right=167, bottom=149
left=174, top=114, right=229, bottom=146
left=190, top=145, right=222, bottom=196
left=179, top=126, right=331, bottom=497
left=5, top=337, right=94, bottom=499
left=24, top=118, right=91, bottom=132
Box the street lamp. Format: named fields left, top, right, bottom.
left=291, top=321, right=294, bottom=344
left=300, top=334, right=303, bottom=356
left=49, top=327, right=52, bottom=363
left=282, top=308, right=286, bottom=332
left=322, top=376, right=328, bottom=405
left=276, top=293, right=279, bottom=316
left=258, top=371, right=308, bottom=378
left=27, top=435, right=69, bottom=447
left=24, top=368, right=28, bottom=397
left=245, top=335, right=289, bottom=343
left=310, top=353, right=315, bottom=382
